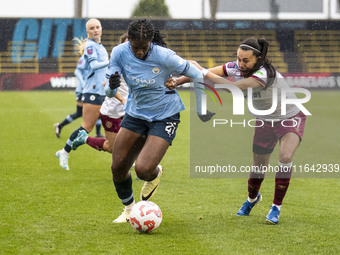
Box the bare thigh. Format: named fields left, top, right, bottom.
left=279, top=132, right=300, bottom=163
left=111, top=127, right=146, bottom=182
left=104, top=130, right=117, bottom=153
left=82, top=103, right=101, bottom=132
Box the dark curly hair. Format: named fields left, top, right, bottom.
left=239, top=38, right=276, bottom=87
left=127, top=19, right=167, bottom=48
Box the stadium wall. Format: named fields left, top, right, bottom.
left=0, top=18, right=340, bottom=91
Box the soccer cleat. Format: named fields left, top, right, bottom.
left=56, top=149, right=69, bottom=170
left=54, top=123, right=61, bottom=138
left=96, top=133, right=105, bottom=138
left=266, top=205, right=281, bottom=224
left=112, top=208, right=131, bottom=223
left=236, top=193, right=262, bottom=216
left=72, top=130, right=88, bottom=150
left=140, top=165, right=163, bottom=201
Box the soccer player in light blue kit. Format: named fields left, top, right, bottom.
left=74, top=54, right=105, bottom=139
left=105, top=19, right=214, bottom=223
left=54, top=54, right=104, bottom=139
left=56, top=18, right=109, bottom=170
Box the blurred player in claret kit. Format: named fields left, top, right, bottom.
left=169, top=38, right=307, bottom=224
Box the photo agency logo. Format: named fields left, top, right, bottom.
left=199, top=82, right=312, bottom=127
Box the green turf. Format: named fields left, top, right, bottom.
left=0, top=90, right=339, bottom=254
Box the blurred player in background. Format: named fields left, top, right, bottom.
left=56, top=18, right=109, bottom=170
left=168, top=38, right=307, bottom=225
left=54, top=53, right=104, bottom=139
left=72, top=33, right=129, bottom=154
left=105, top=19, right=213, bottom=223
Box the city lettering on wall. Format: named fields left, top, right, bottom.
left=0, top=18, right=339, bottom=90
left=3, top=18, right=340, bottom=64
left=11, top=19, right=87, bottom=62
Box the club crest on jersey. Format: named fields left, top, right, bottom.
left=105, top=121, right=113, bottom=129
left=87, top=46, right=93, bottom=55
left=152, top=67, right=160, bottom=74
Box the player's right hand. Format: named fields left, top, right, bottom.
left=109, top=72, right=120, bottom=89
left=164, top=77, right=177, bottom=90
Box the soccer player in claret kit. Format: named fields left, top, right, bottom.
left=169, top=38, right=307, bottom=224
left=105, top=19, right=213, bottom=223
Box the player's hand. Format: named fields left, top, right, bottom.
left=109, top=72, right=120, bottom=89
left=198, top=110, right=215, bottom=122
left=165, top=77, right=177, bottom=90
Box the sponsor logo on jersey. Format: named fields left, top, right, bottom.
left=255, top=70, right=264, bottom=76
left=152, top=67, right=160, bottom=74
left=126, top=75, right=156, bottom=86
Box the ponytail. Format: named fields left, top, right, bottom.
left=73, top=37, right=88, bottom=56
left=152, top=28, right=167, bottom=48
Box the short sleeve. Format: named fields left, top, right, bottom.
left=84, top=42, right=98, bottom=63
left=106, top=46, right=122, bottom=79
left=165, top=51, right=189, bottom=75
left=222, top=61, right=239, bottom=76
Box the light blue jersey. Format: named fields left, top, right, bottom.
left=74, top=55, right=90, bottom=94
left=106, top=42, right=204, bottom=122
left=83, top=39, right=109, bottom=96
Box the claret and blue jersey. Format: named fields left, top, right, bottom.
left=107, top=42, right=195, bottom=122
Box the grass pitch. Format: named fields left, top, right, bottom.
left=0, top=90, right=339, bottom=254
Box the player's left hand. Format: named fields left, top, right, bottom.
left=109, top=72, right=120, bottom=89
left=198, top=110, right=215, bottom=122
left=165, top=77, right=177, bottom=90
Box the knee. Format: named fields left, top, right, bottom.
left=279, top=152, right=293, bottom=164
left=134, top=163, right=154, bottom=181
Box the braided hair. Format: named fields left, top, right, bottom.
left=239, top=38, right=276, bottom=87
left=128, top=19, right=167, bottom=48
left=118, top=32, right=128, bottom=44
